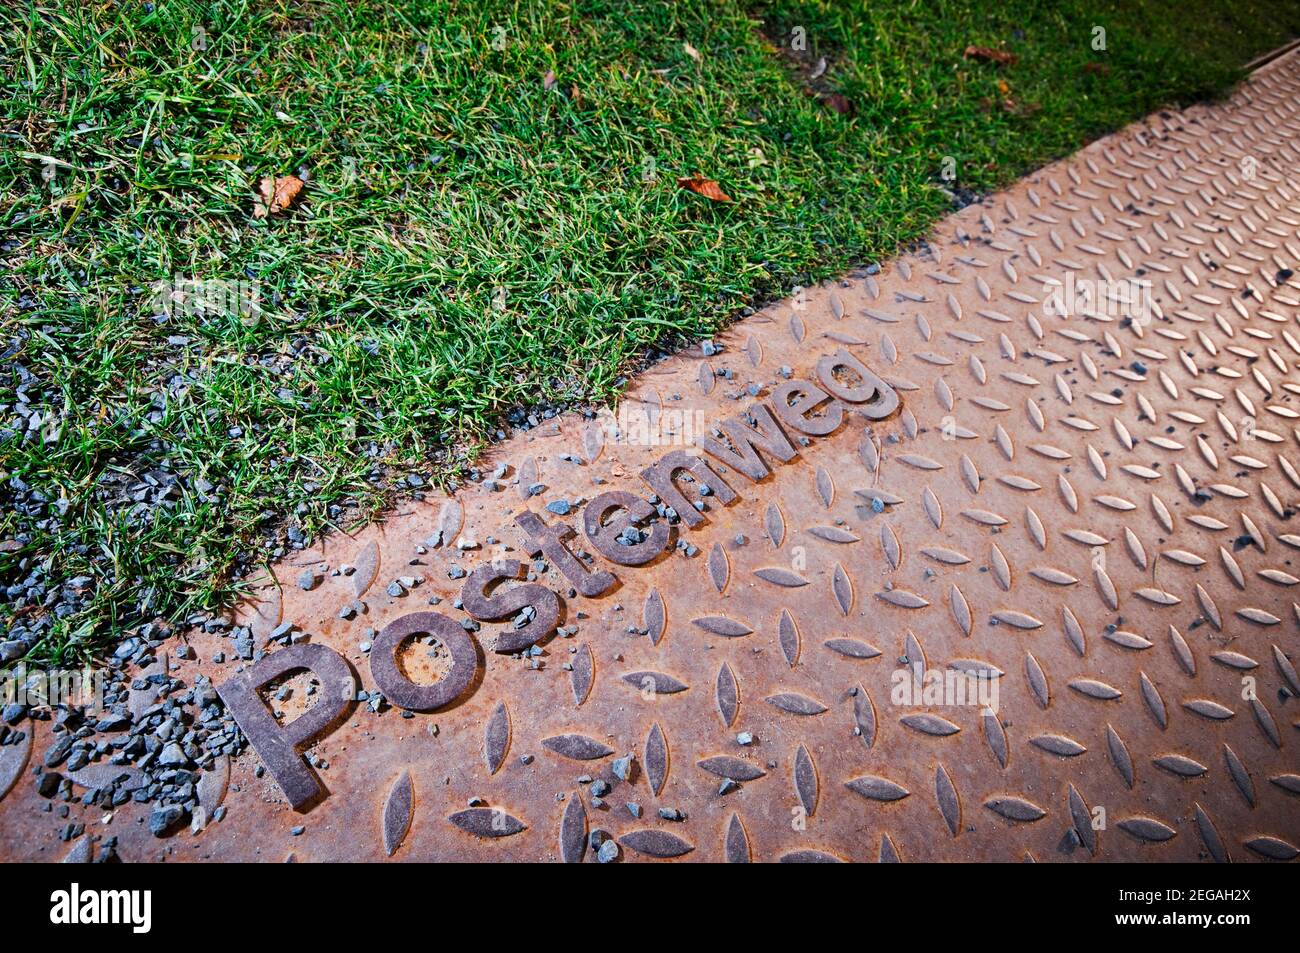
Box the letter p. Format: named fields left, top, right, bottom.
left=216, top=643, right=355, bottom=810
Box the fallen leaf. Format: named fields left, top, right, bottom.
left=1002, top=98, right=1040, bottom=116
left=677, top=175, right=731, bottom=202
left=253, top=175, right=304, bottom=219
left=1082, top=62, right=1110, bottom=75
left=683, top=41, right=701, bottom=62
left=964, top=45, right=1017, bottom=66
left=542, top=70, right=557, bottom=90
left=818, top=92, right=854, bottom=115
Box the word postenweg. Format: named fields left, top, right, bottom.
left=217, top=347, right=900, bottom=809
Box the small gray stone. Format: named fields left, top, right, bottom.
left=149, top=805, right=185, bottom=836
left=158, top=742, right=188, bottom=766
left=612, top=754, right=633, bottom=781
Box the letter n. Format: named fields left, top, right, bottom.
left=639, top=450, right=737, bottom=529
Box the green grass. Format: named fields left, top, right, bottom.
left=2, top=0, right=1297, bottom=666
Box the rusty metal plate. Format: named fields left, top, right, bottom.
left=4, top=54, right=1300, bottom=863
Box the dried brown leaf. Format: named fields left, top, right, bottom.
left=818, top=92, right=854, bottom=115
left=1002, top=98, right=1041, bottom=116
left=253, top=174, right=305, bottom=219
left=964, top=45, right=1017, bottom=66
left=677, top=175, right=732, bottom=203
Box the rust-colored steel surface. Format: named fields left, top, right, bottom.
left=4, top=54, right=1300, bottom=863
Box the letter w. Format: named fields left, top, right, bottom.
left=696, top=403, right=797, bottom=482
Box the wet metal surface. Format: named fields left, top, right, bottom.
left=4, top=53, right=1300, bottom=862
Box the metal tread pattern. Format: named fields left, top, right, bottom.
left=3, top=52, right=1300, bottom=863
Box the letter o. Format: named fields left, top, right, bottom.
left=369, top=611, right=480, bottom=711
